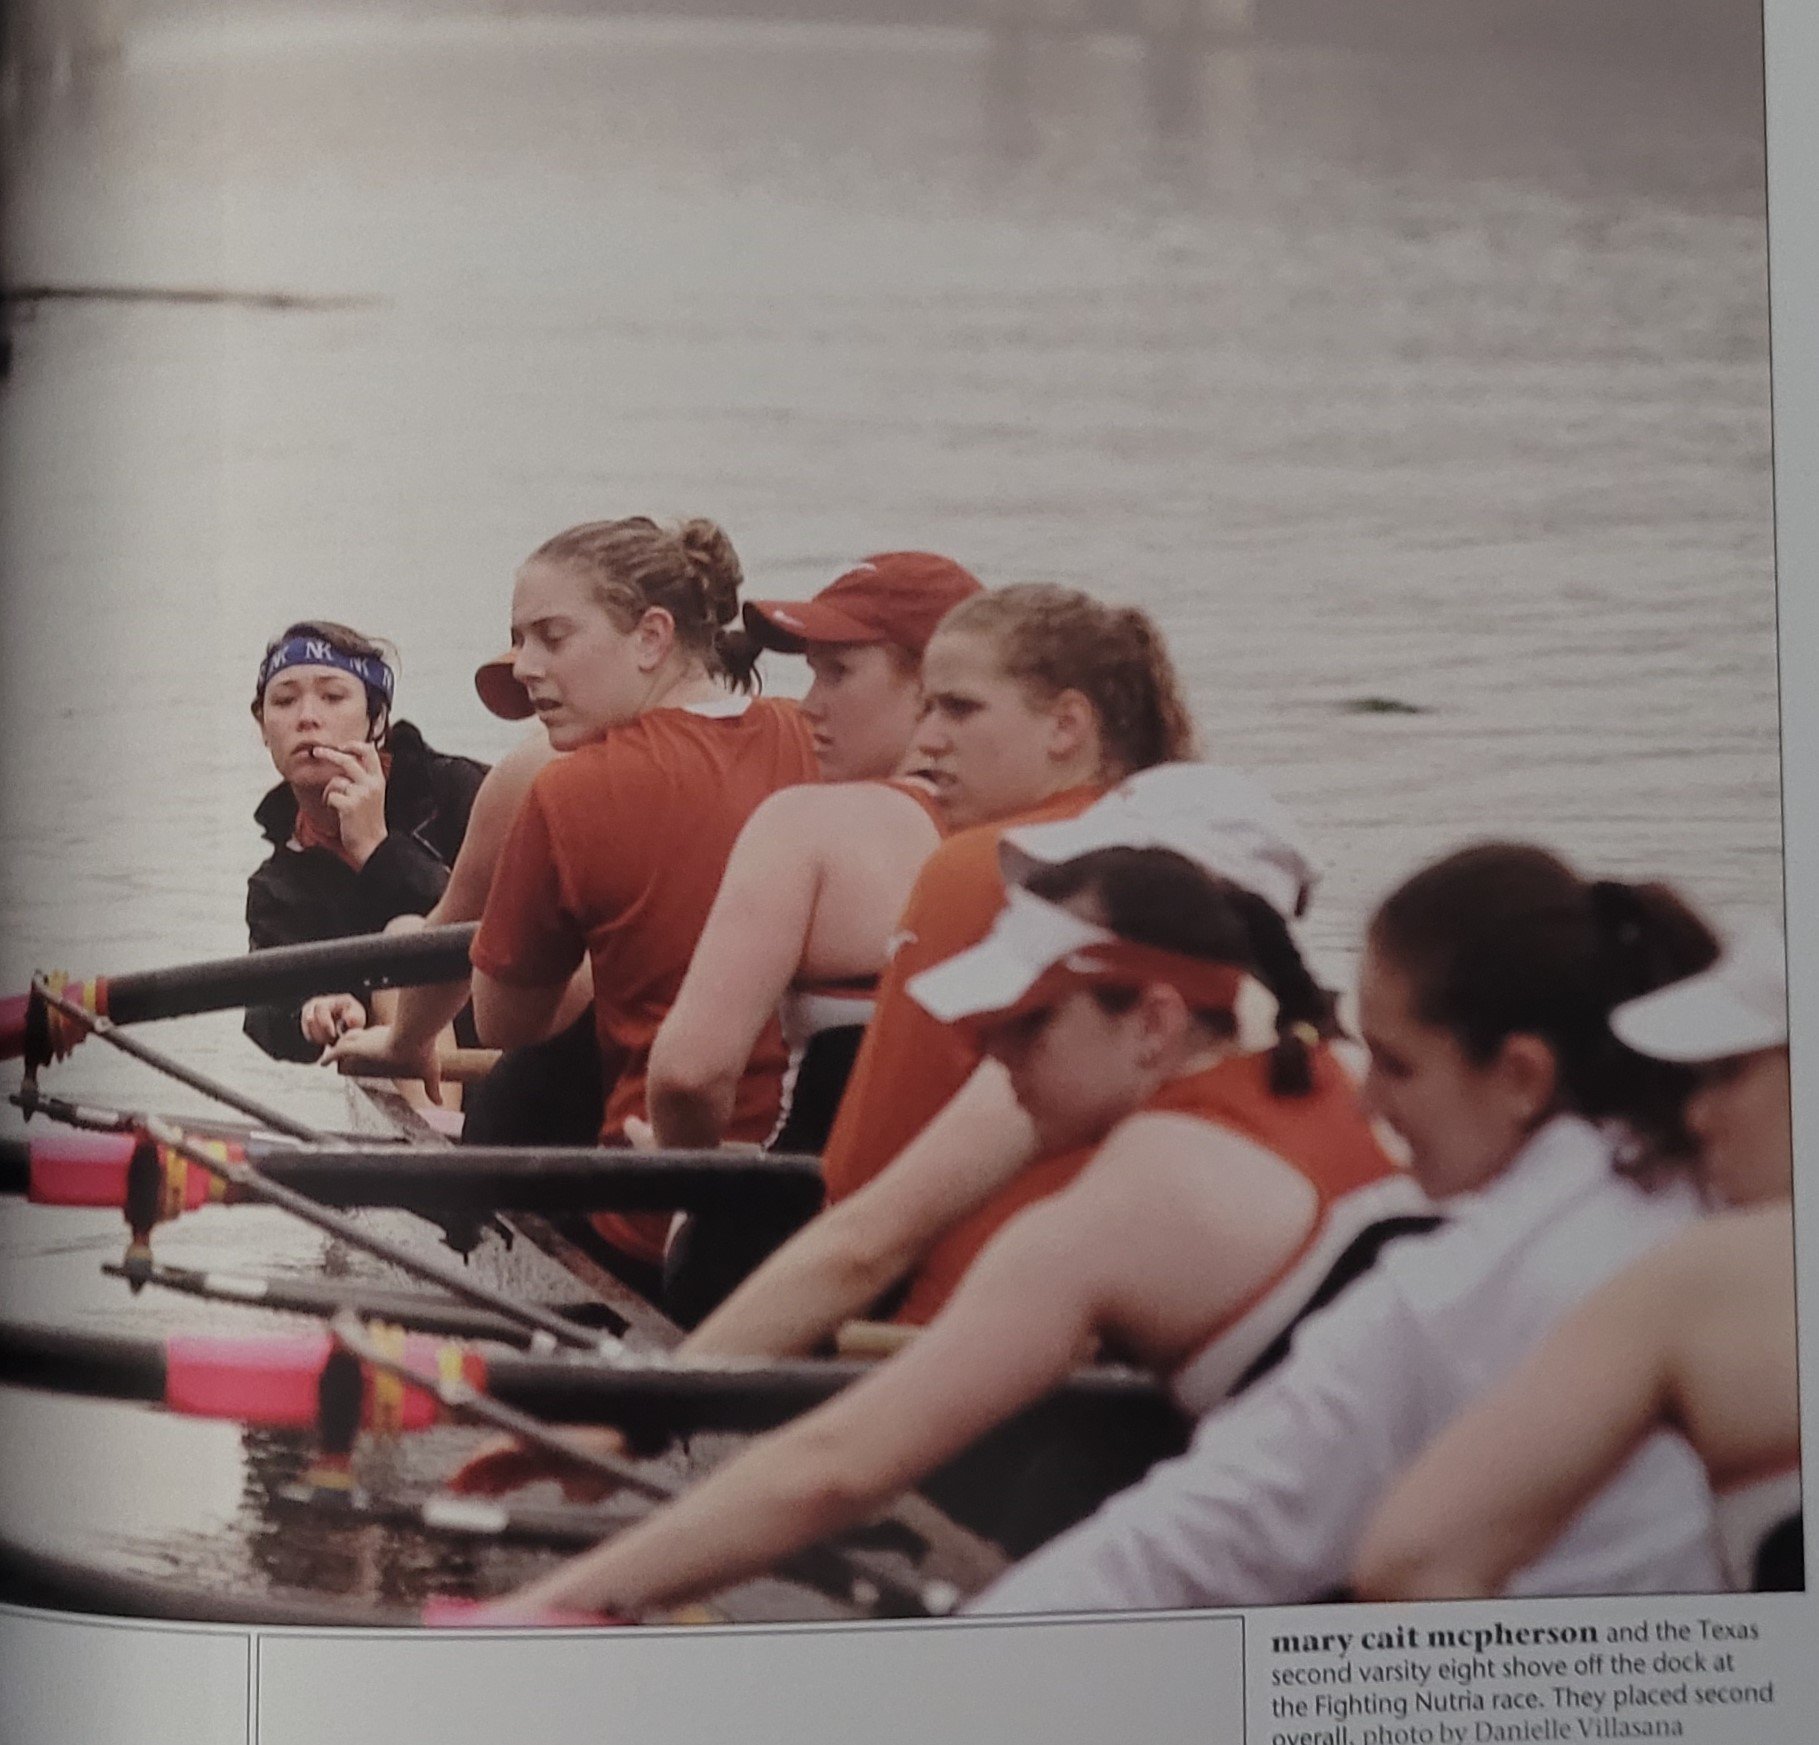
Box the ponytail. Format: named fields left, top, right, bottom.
left=1022, top=846, right=1333, bottom=1099
left=1370, top=844, right=1720, bottom=1167
left=1230, top=888, right=1342, bottom=1097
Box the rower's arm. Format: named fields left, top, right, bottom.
left=430, top=737, right=553, bottom=921
left=388, top=738, right=560, bottom=1049
left=646, top=792, right=827, bottom=1150
left=503, top=1185, right=1114, bottom=1617
left=682, top=1061, right=1038, bottom=1359
left=1351, top=1254, right=1676, bottom=1602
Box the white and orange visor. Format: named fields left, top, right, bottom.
left=907, top=886, right=1244, bottom=1044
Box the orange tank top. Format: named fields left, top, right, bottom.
left=895, top=1043, right=1402, bottom=1326
left=818, top=784, right=1104, bottom=1205
left=471, top=698, right=818, bottom=1265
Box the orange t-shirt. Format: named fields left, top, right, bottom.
left=895, top=1044, right=1398, bottom=1325
left=471, top=698, right=817, bottom=1264
left=818, top=784, right=1104, bottom=1205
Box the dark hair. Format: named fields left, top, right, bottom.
left=937, top=586, right=1198, bottom=778
left=1367, top=842, right=1720, bottom=1167
left=250, top=620, right=398, bottom=740
left=525, top=516, right=760, bottom=692
left=1024, top=846, right=1339, bottom=1096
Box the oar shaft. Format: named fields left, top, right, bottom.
left=143, top=1117, right=609, bottom=1353
left=14, top=990, right=611, bottom=1355
left=2, top=925, right=478, bottom=1061
left=73, top=1014, right=321, bottom=1140
left=332, top=1314, right=671, bottom=1502
left=0, top=1321, right=167, bottom=1404
left=104, top=1261, right=622, bottom=1348
left=0, top=1136, right=28, bottom=1198
left=0, top=1317, right=1169, bottom=1431
left=259, top=1145, right=823, bottom=1217
left=103, top=925, right=477, bottom=1027
left=7, top=1131, right=822, bottom=1221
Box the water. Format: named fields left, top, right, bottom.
left=0, top=7, right=1780, bottom=1607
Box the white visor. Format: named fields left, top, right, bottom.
left=1609, top=921, right=1788, bottom=1063
left=907, top=888, right=1114, bottom=1025
left=999, top=763, right=1317, bottom=922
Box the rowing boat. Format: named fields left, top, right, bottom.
left=0, top=988, right=1015, bottom=1621
left=0, top=938, right=1196, bottom=1622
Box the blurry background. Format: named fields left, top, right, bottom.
left=1, top=0, right=1778, bottom=994
left=0, top=0, right=1783, bottom=1599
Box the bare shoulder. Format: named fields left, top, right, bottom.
left=1659, top=1204, right=1795, bottom=1294
left=484, top=734, right=556, bottom=794
left=1070, top=1111, right=1315, bottom=1212
left=467, top=735, right=558, bottom=829
left=1576, top=1208, right=1793, bottom=1347
left=746, top=779, right=941, bottom=843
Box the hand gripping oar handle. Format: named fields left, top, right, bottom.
left=1, top=923, right=478, bottom=1061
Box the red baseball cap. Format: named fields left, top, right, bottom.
left=474, top=649, right=534, bottom=721
left=743, top=552, right=983, bottom=659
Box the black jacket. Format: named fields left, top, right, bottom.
left=244, top=720, right=488, bottom=1061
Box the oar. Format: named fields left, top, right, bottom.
left=0, top=1320, right=983, bottom=1620
left=0, top=923, right=477, bottom=1063
left=336, top=1046, right=500, bottom=1086
left=100, top=1260, right=627, bottom=1348
left=10, top=981, right=618, bottom=1352
left=139, top=1115, right=622, bottom=1353
left=0, top=1318, right=1173, bottom=1444
left=329, top=1314, right=957, bottom=1619
left=268, top=1485, right=651, bottom=1550
left=9, top=1080, right=387, bottom=1145
left=1, top=1129, right=825, bottom=1223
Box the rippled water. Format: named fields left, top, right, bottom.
left=0, top=6, right=1780, bottom=1606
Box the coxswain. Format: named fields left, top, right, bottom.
left=246, top=620, right=486, bottom=1062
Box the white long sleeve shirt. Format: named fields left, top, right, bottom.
left=970, top=1114, right=1721, bottom=1614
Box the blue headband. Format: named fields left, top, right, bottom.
left=257, top=636, right=395, bottom=712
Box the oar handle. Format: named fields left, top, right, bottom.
left=334, top=1046, right=501, bottom=1086
left=835, top=1320, right=919, bottom=1360
left=0, top=923, right=480, bottom=1058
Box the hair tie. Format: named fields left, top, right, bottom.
left=1289, top=1020, right=1321, bottom=1050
